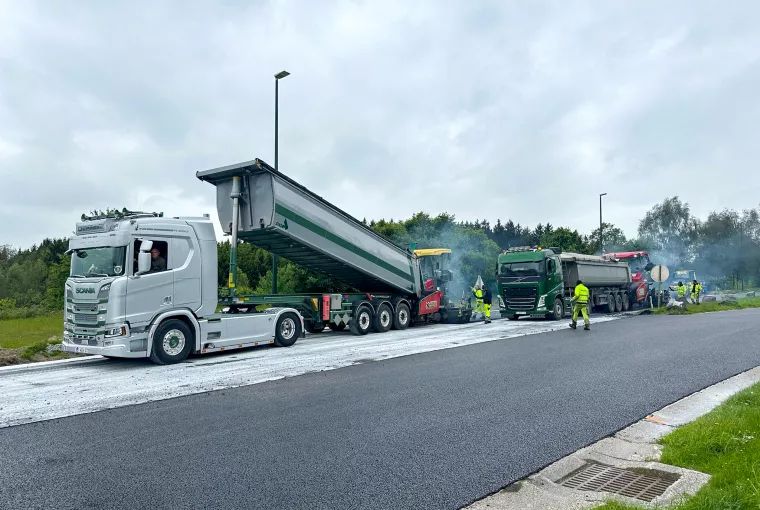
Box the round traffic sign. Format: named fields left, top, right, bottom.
left=650, top=265, right=669, bottom=282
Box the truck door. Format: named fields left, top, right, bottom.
left=126, top=238, right=175, bottom=327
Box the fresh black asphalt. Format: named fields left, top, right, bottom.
left=2, top=309, right=759, bottom=509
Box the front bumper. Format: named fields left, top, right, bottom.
left=62, top=325, right=149, bottom=359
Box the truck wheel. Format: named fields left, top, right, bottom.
left=150, top=319, right=194, bottom=365
left=373, top=303, right=393, bottom=333
left=551, top=298, right=564, bottom=320
left=274, top=312, right=301, bottom=347
left=614, top=293, right=623, bottom=312
left=392, top=302, right=411, bottom=330
left=622, top=294, right=630, bottom=311
left=328, top=323, right=346, bottom=331
left=349, top=305, right=373, bottom=335
left=606, top=293, right=615, bottom=313
left=305, top=322, right=325, bottom=334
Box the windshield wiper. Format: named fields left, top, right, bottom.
left=88, top=273, right=110, bottom=277
left=71, top=274, right=85, bottom=278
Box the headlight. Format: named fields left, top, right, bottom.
left=66, top=313, right=74, bottom=321
left=98, top=283, right=111, bottom=299
left=537, top=295, right=546, bottom=307
left=105, top=325, right=128, bottom=338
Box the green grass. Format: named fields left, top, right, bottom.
left=655, top=297, right=760, bottom=315
left=593, top=382, right=760, bottom=509
left=0, top=313, right=63, bottom=349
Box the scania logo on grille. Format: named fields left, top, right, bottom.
left=76, top=288, right=96, bottom=294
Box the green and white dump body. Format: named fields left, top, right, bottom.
left=498, top=247, right=631, bottom=320
left=62, top=213, right=304, bottom=364
left=196, top=159, right=470, bottom=334
left=197, top=160, right=423, bottom=295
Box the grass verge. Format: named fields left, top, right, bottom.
left=655, top=296, right=760, bottom=315
left=0, top=313, right=78, bottom=366
left=593, top=382, right=760, bottom=509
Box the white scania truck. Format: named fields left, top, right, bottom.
left=61, top=209, right=305, bottom=365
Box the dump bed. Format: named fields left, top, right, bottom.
left=197, top=159, right=422, bottom=296
left=559, top=252, right=631, bottom=288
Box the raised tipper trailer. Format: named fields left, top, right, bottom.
left=196, top=159, right=472, bottom=335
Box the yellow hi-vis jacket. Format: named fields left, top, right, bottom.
left=677, top=284, right=686, bottom=297
left=690, top=283, right=702, bottom=297
left=573, top=284, right=589, bottom=305
left=474, top=288, right=483, bottom=301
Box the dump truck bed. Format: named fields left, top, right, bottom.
left=197, top=159, right=422, bottom=296
left=559, top=252, right=631, bottom=288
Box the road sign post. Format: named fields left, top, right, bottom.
left=650, top=265, right=670, bottom=308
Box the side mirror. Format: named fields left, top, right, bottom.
left=137, top=252, right=151, bottom=274
left=140, top=240, right=153, bottom=252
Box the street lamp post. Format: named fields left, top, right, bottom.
left=599, top=193, right=607, bottom=254
left=272, top=70, right=290, bottom=294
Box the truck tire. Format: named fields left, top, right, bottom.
left=551, top=298, right=564, bottom=320
left=305, top=322, right=325, bottom=334
left=622, top=293, right=630, bottom=311
left=606, top=293, right=615, bottom=313
left=392, top=302, right=411, bottom=330
left=149, top=319, right=194, bottom=365
left=614, top=293, right=623, bottom=312
left=328, top=322, right=346, bottom=331
left=274, top=312, right=301, bottom=347
left=373, top=303, right=393, bottom=333
left=349, top=305, right=373, bottom=335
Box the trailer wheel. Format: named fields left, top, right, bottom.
left=392, top=302, right=411, bottom=330
left=274, top=312, right=301, bottom=347
left=551, top=298, right=564, bottom=320
left=328, top=323, right=346, bottom=331
left=349, top=305, right=373, bottom=335
left=149, top=319, right=194, bottom=365
left=373, top=303, right=393, bottom=333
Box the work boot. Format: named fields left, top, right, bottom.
left=485, top=319, right=491, bottom=324
left=569, top=322, right=577, bottom=329
left=584, top=324, right=590, bottom=331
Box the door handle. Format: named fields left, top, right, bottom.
left=162, top=296, right=172, bottom=305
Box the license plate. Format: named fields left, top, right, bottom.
left=530, top=314, right=545, bottom=318
left=75, top=346, right=88, bottom=354
left=516, top=312, right=526, bottom=315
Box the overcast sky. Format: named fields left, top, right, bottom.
left=2, top=0, right=759, bottom=248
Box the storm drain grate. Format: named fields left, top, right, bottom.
left=557, top=461, right=679, bottom=502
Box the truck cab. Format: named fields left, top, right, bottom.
left=497, top=246, right=566, bottom=320
left=62, top=210, right=303, bottom=364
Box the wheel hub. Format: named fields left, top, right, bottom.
left=162, top=329, right=186, bottom=356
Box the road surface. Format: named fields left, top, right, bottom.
left=2, top=309, right=759, bottom=509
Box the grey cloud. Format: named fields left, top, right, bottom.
left=2, top=0, right=760, bottom=249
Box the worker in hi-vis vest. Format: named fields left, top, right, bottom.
left=676, top=281, right=686, bottom=299
left=570, top=279, right=590, bottom=331
left=473, top=285, right=484, bottom=318
left=690, top=279, right=703, bottom=304
left=482, top=285, right=492, bottom=324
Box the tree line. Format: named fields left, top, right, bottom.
left=1, top=197, right=758, bottom=318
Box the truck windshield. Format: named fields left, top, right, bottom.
left=70, top=246, right=127, bottom=278
left=500, top=261, right=542, bottom=280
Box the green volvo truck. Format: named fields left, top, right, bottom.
left=497, top=246, right=632, bottom=320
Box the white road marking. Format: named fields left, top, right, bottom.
left=0, top=316, right=622, bottom=428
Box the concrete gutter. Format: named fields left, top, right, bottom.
left=465, top=365, right=760, bottom=509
